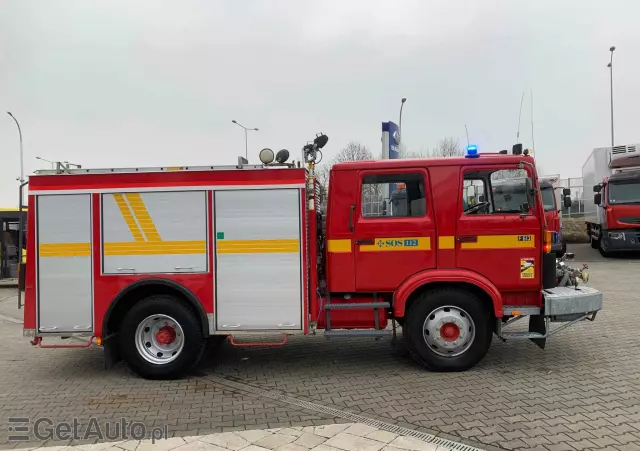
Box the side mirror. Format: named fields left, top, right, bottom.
left=562, top=188, right=571, bottom=196
left=594, top=193, right=602, bottom=205
left=478, top=195, right=485, bottom=203
left=593, top=184, right=601, bottom=193
left=563, top=196, right=572, bottom=208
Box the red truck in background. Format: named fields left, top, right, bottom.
left=22, top=136, right=603, bottom=379
left=583, top=144, right=640, bottom=256
left=538, top=176, right=572, bottom=258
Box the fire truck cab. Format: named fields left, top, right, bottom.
left=23, top=137, right=603, bottom=379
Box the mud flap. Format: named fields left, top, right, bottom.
left=528, top=315, right=547, bottom=349
left=103, top=334, right=121, bottom=369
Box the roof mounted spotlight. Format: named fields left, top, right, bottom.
left=259, top=148, right=275, bottom=165
left=275, top=149, right=290, bottom=164
left=512, top=143, right=523, bottom=155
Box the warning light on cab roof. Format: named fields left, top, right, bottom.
left=465, top=144, right=479, bottom=158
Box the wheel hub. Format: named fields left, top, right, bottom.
left=440, top=323, right=460, bottom=342
left=135, top=314, right=185, bottom=365
left=423, top=305, right=475, bottom=357
left=156, top=325, right=177, bottom=345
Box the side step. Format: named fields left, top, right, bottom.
left=324, top=302, right=390, bottom=310
left=324, top=330, right=392, bottom=338
left=502, top=305, right=541, bottom=316
left=499, top=331, right=545, bottom=339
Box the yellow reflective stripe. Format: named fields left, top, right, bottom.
left=359, top=237, right=431, bottom=252
left=104, top=240, right=206, bottom=255
left=460, top=235, right=535, bottom=250
left=125, top=193, right=162, bottom=242
left=39, top=243, right=91, bottom=258
left=217, top=239, right=299, bottom=254
left=327, top=239, right=351, bottom=253
left=438, top=236, right=455, bottom=250
left=113, top=194, right=145, bottom=242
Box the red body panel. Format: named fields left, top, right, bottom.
left=606, top=204, right=640, bottom=229
left=430, top=166, right=459, bottom=269
left=23, top=195, right=37, bottom=330
left=325, top=170, right=358, bottom=292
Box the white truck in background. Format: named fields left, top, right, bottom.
left=583, top=144, right=640, bottom=256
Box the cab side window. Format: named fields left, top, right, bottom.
left=463, top=169, right=534, bottom=215
left=361, top=173, right=426, bottom=218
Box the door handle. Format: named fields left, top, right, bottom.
left=355, top=239, right=375, bottom=245
left=349, top=205, right=356, bottom=232
left=456, top=236, right=478, bottom=243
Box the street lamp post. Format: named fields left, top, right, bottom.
left=232, top=120, right=259, bottom=160
left=7, top=112, right=24, bottom=183
left=399, top=98, right=407, bottom=143
left=607, top=46, right=616, bottom=147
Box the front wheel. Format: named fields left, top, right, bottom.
left=404, top=288, right=491, bottom=372
left=598, top=238, right=612, bottom=258
left=119, top=295, right=205, bottom=380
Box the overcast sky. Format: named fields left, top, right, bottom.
left=1, top=0, right=638, bottom=206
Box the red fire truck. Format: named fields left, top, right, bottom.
left=23, top=136, right=603, bottom=379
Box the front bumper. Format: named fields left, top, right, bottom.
left=543, top=286, right=603, bottom=321
left=497, top=286, right=603, bottom=348
left=601, top=229, right=640, bottom=252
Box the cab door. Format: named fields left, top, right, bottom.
left=354, top=168, right=436, bottom=292
left=455, top=165, right=541, bottom=292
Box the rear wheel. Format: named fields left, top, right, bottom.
left=119, top=295, right=205, bottom=380
left=404, top=288, right=491, bottom=371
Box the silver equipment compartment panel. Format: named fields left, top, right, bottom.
left=214, top=189, right=303, bottom=331
left=101, top=191, right=208, bottom=274
left=37, top=194, right=93, bottom=333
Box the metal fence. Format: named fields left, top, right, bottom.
left=557, top=177, right=585, bottom=218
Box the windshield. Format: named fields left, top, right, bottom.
left=492, top=180, right=529, bottom=213
left=541, top=187, right=557, bottom=211
left=608, top=181, right=640, bottom=205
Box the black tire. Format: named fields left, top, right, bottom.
left=119, top=295, right=205, bottom=380
left=404, top=288, right=491, bottom=372
left=598, top=238, right=612, bottom=258
left=590, top=236, right=599, bottom=249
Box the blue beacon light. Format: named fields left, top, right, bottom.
left=465, top=144, right=479, bottom=158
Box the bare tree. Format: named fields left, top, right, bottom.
left=333, top=141, right=374, bottom=162
left=314, top=141, right=373, bottom=202
left=426, top=137, right=463, bottom=158
left=399, top=137, right=463, bottom=159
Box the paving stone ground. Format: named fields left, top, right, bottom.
left=11, top=423, right=454, bottom=451
left=0, top=245, right=639, bottom=451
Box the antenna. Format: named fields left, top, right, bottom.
left=530, top=88, right=536, bottom=153
left=465, top=125, right=470, bottom=147
left=516, top=92, right=524, bottom=142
